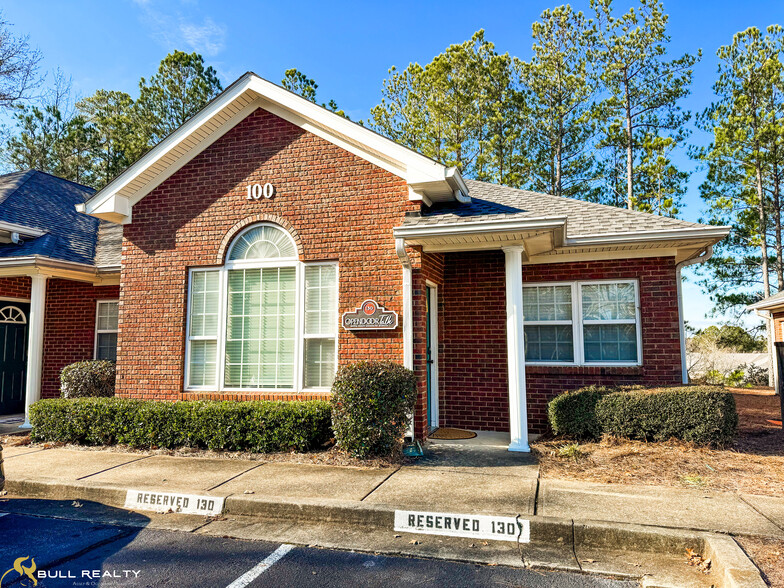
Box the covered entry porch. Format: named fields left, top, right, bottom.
left=398, top=217, right=569, bottom=452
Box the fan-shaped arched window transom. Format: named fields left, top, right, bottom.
left=0, top=305, right=25, bottom=324
left=186, top=223, right=338, bottom=393
left=227, top=224, right=298, bottom=261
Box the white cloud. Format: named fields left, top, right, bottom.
left=132, top=1, right=227, bottom=57
left=179, top=17, right=226, bottom=57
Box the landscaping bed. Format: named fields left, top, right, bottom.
left=533, top=388, right=784, bottom=497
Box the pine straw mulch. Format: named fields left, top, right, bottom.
left=532, top=388, right=784, bottom=497
left=737, top=535, right=784, bottom=588
left=0, top=434, right=401, bottom=469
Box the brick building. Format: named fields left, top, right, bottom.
left=1, top=73, right=728, bottom=450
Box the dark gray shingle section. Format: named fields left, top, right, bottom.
left=405, top=179, right=709, bottom=236
left=0, top=170, right=121, bottom=267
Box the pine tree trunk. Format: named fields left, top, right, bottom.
left=757, top=161, right=774, bottom=386
left=624, top=69, right=634, bottom=210
left=773, top=157, right=783, bottom=291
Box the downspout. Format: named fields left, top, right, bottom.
left=676, top=246, right=713, bottom=384
left=395, top=237, right=415, bottom=439
left=753, top=308, right=778, bottom=396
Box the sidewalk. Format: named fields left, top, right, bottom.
left=2, top=442, right=774, bottom=587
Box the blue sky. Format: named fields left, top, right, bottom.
left=4, top=0, right=784, bottom=330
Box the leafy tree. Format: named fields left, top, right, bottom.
left=591, top=0, right=698, bottom=213
left=0, top=12, right=42, bottom=108
left=520, top=5, right=599, bottom=198
left=281, top=68, right=346, bottom=117
left=691, top=324, right=767, bottom=353
left=135, top=50, right=223, bottom=146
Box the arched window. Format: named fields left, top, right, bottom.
left=186, top=223, right=338, bottom=392
left=0, top=305, right=26, bottom=324
left=226, top=224, right=298, bottom=261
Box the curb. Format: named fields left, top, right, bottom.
left=5, top=477, right=766, bottom=587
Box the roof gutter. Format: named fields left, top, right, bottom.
left=393, top=217, right=568, bottom=240
left=0, top=255, right=119, bottom=284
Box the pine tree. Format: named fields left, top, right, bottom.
left=591, top=0, right=698, bottom=213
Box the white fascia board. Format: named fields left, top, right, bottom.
left=247, top=76, right=450, bottom=185
left=0, top=255, right=115, bottom=284
left=83, top=73, right=465, bottom=224
left=83, top=73, right=257, bottom=218
left=393, top=217, right=568, bottom=239
left=566, top=226, right=731, bottom=246
left=748, top=296, right=784, bottom=311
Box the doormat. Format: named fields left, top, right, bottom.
left=429, top=428, right=477, bottom=440
left=0, top=417, right=23, bottom=424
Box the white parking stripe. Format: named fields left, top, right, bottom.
left=226, top=544, right=294, bottom=588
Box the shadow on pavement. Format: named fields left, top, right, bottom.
left=0, top=499, right=150, bottom=587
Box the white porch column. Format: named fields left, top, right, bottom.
left=503, top=245, right=529, bottom=452
left=20, top=274, right=47, bottom=429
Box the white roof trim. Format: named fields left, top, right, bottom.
left=82, top=72, right=468, bottom=224
left=0, top=221, right=45, bottom=238
left=566, top=226, right=731, bottom=245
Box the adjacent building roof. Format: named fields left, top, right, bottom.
left=0, top=170, right=121, bottom=269
left=748, top=290, right=784, bottom=312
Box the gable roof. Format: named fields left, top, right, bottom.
left=401, top=179, right=729, bottom=243
left=81, top=72, right=469, bottom=224
left=0, top=170, right=121, bottom=269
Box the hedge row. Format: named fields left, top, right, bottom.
left=30, top=398, right=332, bottom=453
left=548, top=385, right=738, bottom=446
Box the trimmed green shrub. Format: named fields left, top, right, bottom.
left=29, top=398, right=333, bottom=452
left=596, top=386, right=738, bottom=446
left=547, top=385, right=738, bottom=446
left=60, top=360, right=116, bottom=398
left=330, top=360, right=417, bottom=458
left=547, top=386, right=611, bottom=440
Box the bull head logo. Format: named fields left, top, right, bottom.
left=0, top=556, right=37, bottom=587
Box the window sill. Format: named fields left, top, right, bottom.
left=181, top=390, right=332, bottom=401
left=525, top=364, right=643, bottom=376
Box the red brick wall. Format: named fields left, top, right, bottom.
left=0, top=276, right=31, bottom=299
left=439, top=253, right=683, bottom=434
left=773, top=311, right=784, bottom=342
left=118, top=107, right=419, bottom=401
left=0, top=276, right=119, bottom=399
left=41, top=280, right=120, bottom=398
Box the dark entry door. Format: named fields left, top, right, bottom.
left=0, top=302, right=29, bottom=415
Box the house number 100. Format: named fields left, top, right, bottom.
left=246, top=183, right=275, bottom=200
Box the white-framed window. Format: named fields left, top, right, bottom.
left=185, top=223, right=339, bottom=392
left=95, top=300, right=119, bottom=361
left=523, top=280, right=641, bottom=366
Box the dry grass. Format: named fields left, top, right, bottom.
left=737, top=536, right=784, bottom=587
left=533, top=389, right=784, bottom=497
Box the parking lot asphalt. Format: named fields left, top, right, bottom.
left=0, top=501, right=635, bottom=588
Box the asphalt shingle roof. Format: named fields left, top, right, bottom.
left=404, top=179, right=710, bottom=237
left=0, top=170, right=121, bottom=267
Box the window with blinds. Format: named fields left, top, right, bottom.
left=184, top=223, right=338, bottom=391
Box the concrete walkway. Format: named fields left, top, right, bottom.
left=3, top=442, right=782, bottom=539
left=1, top=443, right=774, bottom=587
